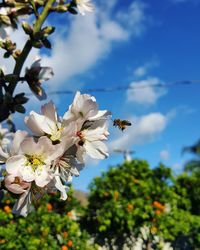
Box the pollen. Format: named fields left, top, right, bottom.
left=76, top=131, right=83, bottom=138
left=26, top=154, right=44, bottom=170
left=33, top=158, right=41, bottom=165
left=50, top=125, right=64, bottom=142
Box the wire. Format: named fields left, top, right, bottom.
left=26, top=79, right=200, bottom=96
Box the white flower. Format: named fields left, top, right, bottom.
left=29, top=59, right=54, bottom=81
left=63, top=92, right=110, bottom=161
left=140, top=225, right=150, bottom=241
left=25, top=101, right=75, bottom=142
left=75, top=119, right=109, bottom=161
left=4, top=175, right=31, bottom=194
left=63, top=91, right=110, bottom=122
left=51, top=137, right=84, bottom=200
left=6, top=136, right=62, bottom=187
left=162, top=242, right=173, bottom=250
left=75, top=0, right=94, bottom=15
left=0, top=130, right=28, bottom=163
left=25, top=59, right=54, bottom=100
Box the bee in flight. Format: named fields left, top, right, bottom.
left=113, top=119, right=132, bottom=131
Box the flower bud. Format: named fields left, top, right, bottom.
left=0, top=15, right=11, bottom=26
left=14, top=104, right=26, bottom=113
left=42, top=26, right=55, bottom=36
left=22, top=21, right=33, bottom=35
left=12, top=49, right=21, bottom=60
left=55, top=5, right=68, bottom=13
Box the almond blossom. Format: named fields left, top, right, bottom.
left=4, top=175, right=31, bottom=194
left=25, top=101, right=76, bottom=142
left=75, top=119, right=109, bottom=162
left=63, top=91, right=110, bottom=161
left=63, top=91, right=110, bottom=122
left=75, top=0, right=94, bottom=15
left=6, top=136, right=61, bottom=187
left=0, top=130, right=28, bottom=163
left=25, top=59, right=54, bottom=100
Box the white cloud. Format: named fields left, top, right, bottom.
left=109, top=112, right=169, bottom=151
left=127, top=77, right=166, bottom=105
left=42, top=1, right=147, bottom=90
left=160, top=149, right=170, bottom=161
left=117, top=1, right=147, bottom=37
left=42, top=14, right=127, bottom=90
left=134, top=66, right=147, bottom=78
left=133, top=60, right=159, bottom=78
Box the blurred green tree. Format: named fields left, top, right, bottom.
left=0, top=187, right=97, bottom=250
left=82, top=159, right=200, bottom=249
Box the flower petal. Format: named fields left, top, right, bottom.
left=20, top=165, right=35, bottom=183
left=11, top=130, right=28, bottom=155
left=35, top=166, right=51, bottom=187
left=41, top=101, right=57, bottom=123
left=54, top=168, right=68, bottom=200
left=6, top=155, right=26, bottom=175
left=84, top=140, right=108, bottom=159
left=4, top=175, right=30, bottom=194
left=12, top=188, right=32, bottom=217
left=25, top=112, right=46, bottom=136
left=0, top=146, right=9, bottom=163
left=20, top=137, right=42, bottom=155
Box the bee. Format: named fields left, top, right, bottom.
left=113, top=119, right=132, bottom=131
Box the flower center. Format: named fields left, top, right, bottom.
left=76, top=131, right=85, bottom=146
left=13, top=177, right=21, bottom=184
left=26, top=154, right=45, bottom=171
left=50, top=126, right=63, bottom=142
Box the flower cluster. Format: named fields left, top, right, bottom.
left=0, top=92, right=110, bottom=216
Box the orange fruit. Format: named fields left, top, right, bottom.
left=47, top=203, right=53, bottom=211
left=153, top=201, right=165, bottom=210
left=67, top=211, right=72, bottom=217
left=61, top=245, right=68, bottom=250
left=127, top=204, right=134, bottom=211
left=67, top=240, right=73, bottom=247
left=155, top=209, right=162, bottom=215
left=63, top=231, right=68, bottom=238
left=4, top=206, right=11, bottom=213
left=0, top=239, right=6, bottom=244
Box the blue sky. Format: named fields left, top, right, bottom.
left=1, top=0, right=200, bottom=191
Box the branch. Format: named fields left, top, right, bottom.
left=8, top=0, right=56, bottom=95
